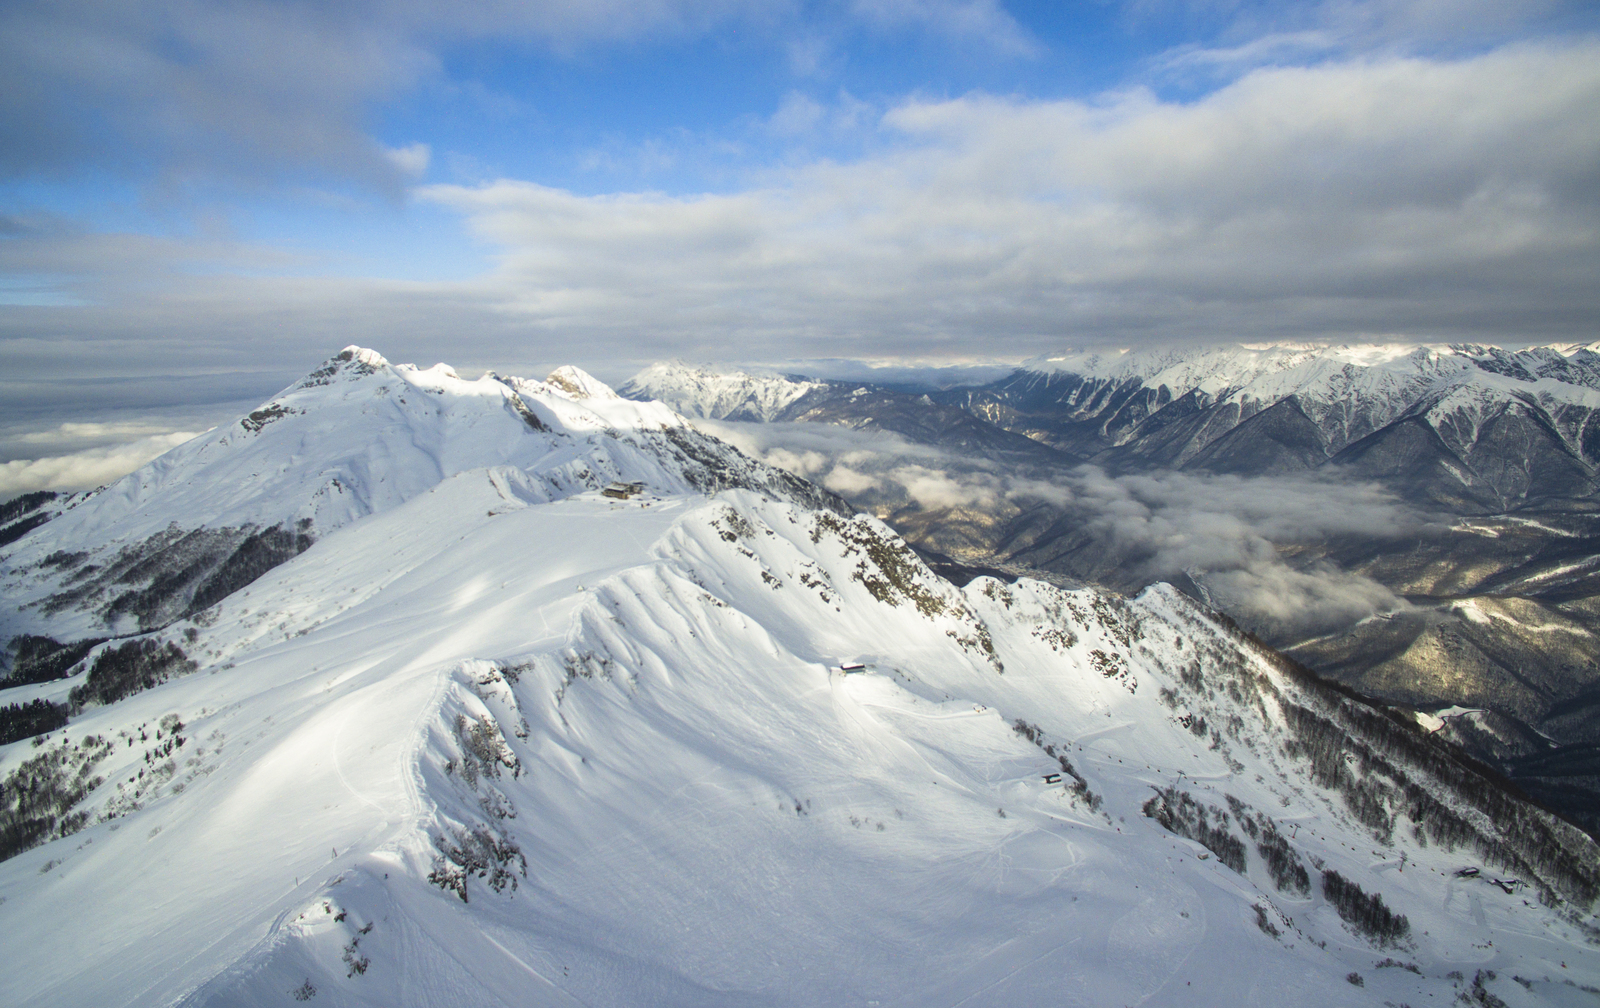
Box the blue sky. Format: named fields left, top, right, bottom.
left=2, top=2, right=1212, bottom=286
left=1, top=0, right=1598, bottom=461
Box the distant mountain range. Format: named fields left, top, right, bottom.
left=943, top=343, right=1600, bottom=513
left=623, top=343, right=1600, bottom=834
left=629, top=342, right=1600, bottom=511
left=620, top=362, right=1074, bottom=465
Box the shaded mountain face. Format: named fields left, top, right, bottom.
left=936, top=343, right=1600, bottom=513
left=621, top=348, right=1600, bottom=835
left=621, top=361, right=1080, bottom=467
left=1, top=349, right=1598, bottom=1006
left=959, top=343, right=1600, bottom=832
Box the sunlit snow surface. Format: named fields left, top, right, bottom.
left=620, top=362, right=826, bottom=422
left=1, top=351, right=1596, bottom=1007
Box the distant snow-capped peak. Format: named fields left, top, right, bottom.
left=1019, top=341, right=1600, bottom=402
left=618, top=361, right=826, bottom=422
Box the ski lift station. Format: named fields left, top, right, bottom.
left=837, top=662, right=869, bottom=674
left=602, top=481, right=645, bottom=499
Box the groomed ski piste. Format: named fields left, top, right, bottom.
left=1, top=349, right=1597, bottom=1007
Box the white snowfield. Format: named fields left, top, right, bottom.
left=0, top=351, right=1596, bottom=1008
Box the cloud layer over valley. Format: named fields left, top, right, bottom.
left=703, top=418, right=1433, bottom=640
left=0, top=428, right=205, bottom=497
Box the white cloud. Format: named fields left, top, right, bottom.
left=769, top=92, right=827, bottom=137
left=1143, top=0, right=1585, bottom=72
left=895, top=465, right=1000, bottom=509
left=823, top=465, right=883, bottom=495
left=696, top=420, right=952, bottom=464
left=3, top=39, right=1596, bottom=383
left=0, top=0, right=768, bottom=189
left=8, top=421, right=181, bottom=445
left=413, top=41, right=1600, bottom=361
left=384, top=143, right=432, bottom=178
left=0, top=431, right=202, bottom=497
left=765, top=446, right=832, bottom=476
left=0, top=0, right=1041, bottom=192
left=1053, top=466, right=1425, bottom=636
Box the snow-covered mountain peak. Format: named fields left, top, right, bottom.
left=1539, top=340, right=1600, bottom=356
left=494, top=372, right=682, bottom=433
left=1019, top=342, right=1600, bottom=403
left=543, top=364, right=618, bottom=400
left=0, top=348, right=844, bottom=644
left=414, top=362, right=461, bottom=379
left=619, top=361, right=826, bottom=422
left=1019, top=342, right=1474, bottom=394
left=993, top=341, right=1600, bottom=464
left=336, top=345, right=389, bottom=369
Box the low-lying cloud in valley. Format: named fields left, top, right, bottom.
left=702, top=418, right=1433, bottom=640
left=1062, top=467, right=1427, bottom=640
left=0, top=428, right=204, bottom=498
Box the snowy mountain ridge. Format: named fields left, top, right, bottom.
left=1021, top=342, right=1453, bottom=396
left=0, top=346, right=840, bottom=649
left=617, top=361, right=827, bottom=422
left=0, top=349, right=1597, bottom=1007
left=624, top=344, right=1600, bottom=487
left=931, top=341, right=1600, bottom=512
left=624, top=342, right=1600, bottom=428
left=1019, top=342, right=1600, bottom=398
